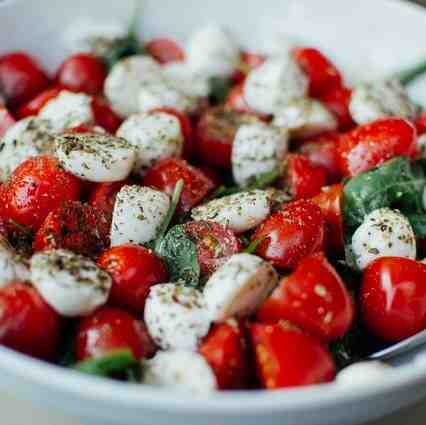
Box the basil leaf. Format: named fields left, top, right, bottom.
left=406, top=214, right=426, bottom=237
left=394, top=59, right=426, bottom=86
left=209, top=77, right=233, bottom=105
left=244, top=237, right=264, bottom=254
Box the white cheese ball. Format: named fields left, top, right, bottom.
left=186, top=25, right=240, bottom=78
left=30, top=249, right=111, bottom=317
left=0, top=237, right=29, bottom=288
left=191, top=190, right=271, bottom=234
left=110, top=185, right=170, bottom=246
left=39, top=90, right=94, bottom=132
left=55, top=133, right=135, bottom=182
left=232, top=122, right=288, bottom=187
left=104, top=55, right=163, bottom=117
left=143, top=350, right=217, bottom=394
left=349, top=80, right=417, bottom=125
left=0, top=117, right=55, bottom=181
left=145, top=283, right=210, bottom=350
left=351, top=208, right=416, bottom=271
left=204, top=253, right=278, bottom=322
left=336, top=361, right=391, bottom=386
left=273, top=98, right=338, bottom=138
left=117, top=111, right=184, bottom=176
left=243, top=55, right=308, bottom=114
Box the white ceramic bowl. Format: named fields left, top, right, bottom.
left=2, top=1, right=426, bottom=424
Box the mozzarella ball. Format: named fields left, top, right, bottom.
left=244, top=55, right=308, bottom=114
left=336, top=361, right=391, bottom=386
left=55, top=133, right=135, bottom=182
left=0, top=237, right=30, bottom=288
left=110, top=185, right=170, bottom=246
left=144, top=283, right=210, bottom=350
left=204, top=253, right=278, bottom=322
left=232, top=122, right=288, bottom=187
left=117, top=111, right=184, bottom=176
left=30, top=249, right=112, bottom=317
left=191, top=190, right=271, bottom=234
left=0, top=117, right=55, bottom=181
left=186, top=25, right=240, bottom=78
left=143, top=350, right=217, bottom=394
left=39, top=90, right=94, bottom=132
left=104, top=55, right=163, bottom=117
left=349, top=80, right=417, bottom=125
left=351, top=208, right=416, bottom=271
left=273, top=98, right=338, bottom=138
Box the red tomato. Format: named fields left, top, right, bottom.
left=76, top=307, right=156, bottom=361
left=0, top=282, right=62, bottom=359
left=184, top=221, right=241, bottom=275
left=231, top=52, right=266, bottom=84
left=258, top=253, right=354, bottom=341
left=0, top=52, right=50, bottom=107
left=199, top=320, right=250, bottom=389
left=55, top=53, right=106, bottom=95
left=312, top=184, right=344, bottom=253
left=196, top=106, right=262, bottom=168
left=145, top=38, right=185, bottom=64
left=286, top=154, right=327, bottom=200
left=33, top=201, right=110, bottom=256
left=320, top=85, right=354, bottom=131
left=338, top=117, right=417, bottom=177
left=251, top=322, right=335, bottom=389
left=142, top=158, right=215, bottom=213
left=293, top=47, right=342, bottom=98
left=361, top=257, right=426, bottom=342
left=415, top=112, right=426, bottom=135
left=253, top=199, right=325, bottom=269
left=0, top=155, right=82, bottom=231
left=16, top=86, right=62, bottom=118
left=64, top=124, right=103, bottom=134
left=97, top=244, right=168, bottom=313
left=91, top=96, right=123, bottom=134
left=0, top=107, right=15, bottom=137
left=197, top=166, right=224, bottom=187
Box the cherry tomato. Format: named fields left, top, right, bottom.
left=142, top=158, right=215, bottom=213
left=338, top=117, right=417, bottom=177
left=286, top=153, right=327, bottom=200
left=197, top=166, right=224, bottom=187
left=253, top=199, right=325, bottom=269
left=0, top=282, right=62, bottom=359
left=97, top=244, right=168, bottom=313
left=64, top=124, right=104, bottom=134
left=415, top=112, right=426, bottom=135
left=0, top=107, right=15, bottom=137
left=145, top=38, right=185, bottom=64
left=196, top=106, right=262, bottom=168
left=76, top=307, right=156, bottom=361
left=199, top=320, right=250, bottom=389
left=0, top=155, right=82, bottom=232
left=361, top=257, right=426, bottom=342
left=0, top=52, right=50, bottom=108
left=319, top=85, right=354, bottom=131
left=33, top=201, right=110, bottom=257
left=312, top=184, right=344, bottom=253
left=16, top=86, right=62, bottom=118
left=250, top=322, right=335, bottom=389
left=184, top=221, right=241, bottom=275
left=231, top=52, right=266, bottom=84
left=91, top=96, right=123, bottom=134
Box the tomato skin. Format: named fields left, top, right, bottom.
left=199, top=321, right=250, bottom=389
left=0, top=107, right=16, bottom=137
left=415, top=112, right=426, bottom=135
left=231, top=52, right=266, bottom=84
left=145, top=38, right=185, bottom=64
left=142, top=158, right=215, bottom=213
left=97, top=244, right=168, bottom=313
left=253, top=199, right=325, bottom=269
left=361, top=257, right=426, bottom=342
left=319, top=85, right=354, bottom=131
left=338, top=118, right=418, bottom=177
left=16, top=86, right=62, bottom=118
left=75, top=307, right=156, bottom=361
left=250, top=322, right=335, bottom=389
left=258, top=253, right=354, bottom=341
left=0, top=282, right=62, bottom=360
left=91, top=96, right=123, bottom=134
left=0, top=155, right=82, bottom=232
left=0, top=52, right=50, bottom=108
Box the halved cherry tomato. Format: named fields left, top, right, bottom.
left=142, top=158, right=215, bottom=213
left=145, top=38, right=185, bottom=64
left=97, top=244, right=168, bottom=313
left=286, top=153, right=327, bottom=200
left=91, top=96, right=123, bottom=134
left=338, top=117, right=417, bottom=177
left=0, top=52, right=50, bottom=107
left=16, top=86, right=62, bottom=118
left=415, top=112, right=426, bottom=135
left=199, top=320, right=250, bottom=389
left=75, top=307, right=156, bottom=361
left=184, top=221, right=241, bottom=275
left=251, top=322, right=335, bottom=389
left=0, top=107, right=15, bottom=137
left=0, top=155, right=82, bottom=232
left=258, top=253, right=354, bottom=341
left=0, top=282, right=62, bottom=359
left=253, top=199, right=325, bottom=269
left=319, top=85, right=354, bottom=131
left=231, top=52, right=266, bottom=84
left=361, top=257, right=426, bottom=342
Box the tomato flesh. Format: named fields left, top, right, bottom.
left=145, top=38, right=185, bottom=64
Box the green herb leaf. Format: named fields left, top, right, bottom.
left=394, top=59, right=426, bottom=86
left=406, top=213, right=426, bottom=237
left=244, top=237, right=264, bottom=254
